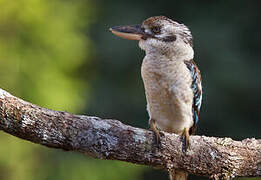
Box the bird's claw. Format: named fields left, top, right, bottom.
left=149, top=118, right=161, bottom=146
left=181, top=127, right=190, bottom=153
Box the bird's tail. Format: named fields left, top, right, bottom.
left=169, top=170, right=188, bottom=180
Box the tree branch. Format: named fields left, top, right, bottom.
left=0, top=88, right=260, bottom=179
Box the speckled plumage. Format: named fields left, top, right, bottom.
left=139, top=16, right=202, bottom=180
left=139, top=16, right=202, bottom=136
left=141, top=54, right=195, bottom=134
left=110, top=16, right=202, bottom=180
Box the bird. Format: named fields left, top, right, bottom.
left=110, top=16, right=202, bottom=180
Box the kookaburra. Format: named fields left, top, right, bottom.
left=110, top=16, right=202, bottom=180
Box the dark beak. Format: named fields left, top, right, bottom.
left=110, top=24, right=145, bottom=40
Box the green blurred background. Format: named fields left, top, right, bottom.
left=0, top=0, right=260, bottom=180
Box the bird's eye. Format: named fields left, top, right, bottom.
left=151, top=26, right=161, bottom=34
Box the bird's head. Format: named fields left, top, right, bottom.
left=110, top=16, right=194, bottom=60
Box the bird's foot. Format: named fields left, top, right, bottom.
left=181, top=127, right=190, bottom=153
left=149, top=118, right=161, bottom=146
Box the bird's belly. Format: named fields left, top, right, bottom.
left=147, top=88, right=193, bottom=134
left=141, top=60, right=194, bottom=135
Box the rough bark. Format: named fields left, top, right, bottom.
left=0, top=88, right=260, bottom=179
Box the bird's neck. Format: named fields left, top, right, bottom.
left=170, top=42, right=194, bottom=61
left=142, top=42, right=194, bottom=62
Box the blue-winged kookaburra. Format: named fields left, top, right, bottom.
left=110, top=16, right=202, bottom=180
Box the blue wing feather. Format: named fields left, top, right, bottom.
left=184, top=60, right=202, bottom=128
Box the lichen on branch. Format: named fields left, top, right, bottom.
left=0, top=88, right=261, bottom=179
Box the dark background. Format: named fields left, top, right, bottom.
left=0, top=0, right=260, bottom=180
